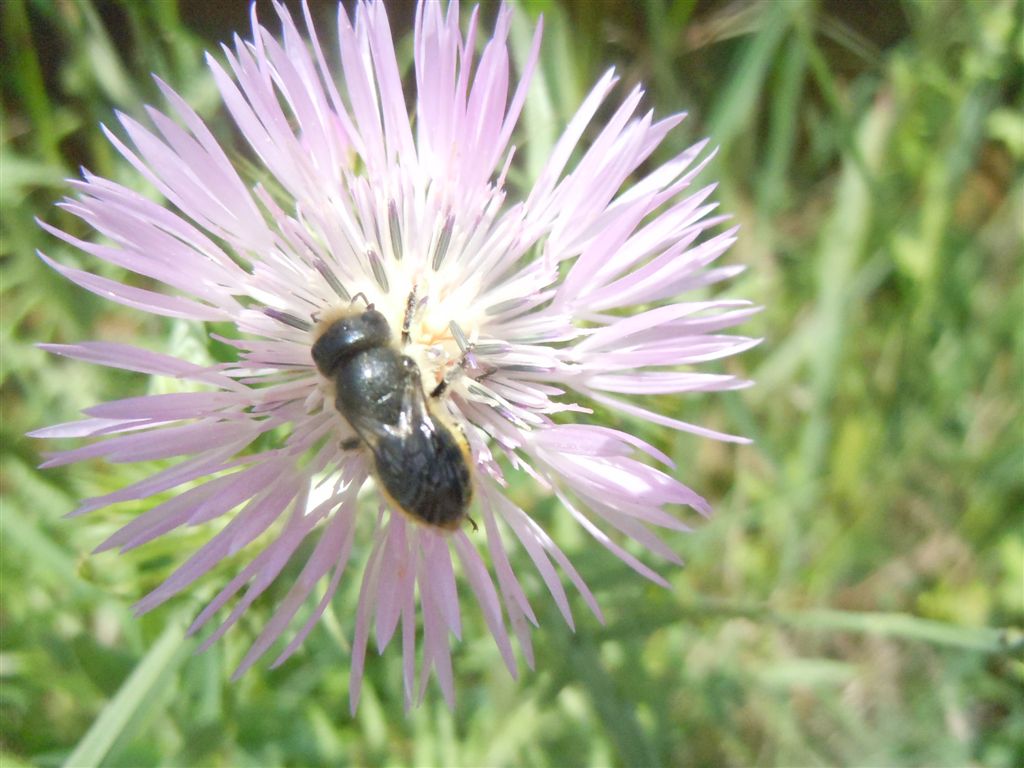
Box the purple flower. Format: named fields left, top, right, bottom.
left=33, top=1, right=756, bottom=711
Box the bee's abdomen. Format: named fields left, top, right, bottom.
left=373, top=418, right=472, bottom=529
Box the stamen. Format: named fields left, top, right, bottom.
left=388, top=200, right=402, bottom=262
left=263, top=307, right=313, bottom=332
left=486, top=297, right=527, bottom=316
left=465, top=381, right=533, bottom=430
left=473, top=342, right=511, bottom=355
left=502, top=364, right=556, bottom=373
left=495, top=405, right=532, bottom=430
left=367, top=249, right=390, bottom=293
left=313, top=259, right=350, bottom=301
left=466, top=382, right=497, bottom=402
left=448, top=320, right=470, bottom=353
left=431, top=214, right=455, bottom=271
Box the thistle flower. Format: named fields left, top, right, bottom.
left=34, top=0, right=756, bottom=711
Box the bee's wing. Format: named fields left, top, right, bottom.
left=357, top=373, right=472, bottom=528
left=344, top=370, right=428, bottom=448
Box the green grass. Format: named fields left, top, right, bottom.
left=2, top=0, right=1022, bottom=765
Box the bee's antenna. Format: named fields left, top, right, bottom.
left=350, top=292, right=373, bottom=309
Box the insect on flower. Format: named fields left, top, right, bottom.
left=311, top=293, right=475, bottom=532
left=33, top=0, right=758, bottom=711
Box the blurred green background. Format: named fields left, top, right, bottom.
left=2, top=0, right=1022, bottom=765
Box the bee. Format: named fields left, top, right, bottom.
left=311, top=293, right=475, bottom=531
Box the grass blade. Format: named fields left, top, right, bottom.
left=62, top=621, right=189, bottom=768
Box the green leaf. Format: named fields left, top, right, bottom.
left=62, top=620, right=191, bottom=768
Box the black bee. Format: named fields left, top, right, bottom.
left=311, top=296, right=474, bottom=531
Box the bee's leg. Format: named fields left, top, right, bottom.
left=431, top=321, right=474, bottom=399
left=401, top=285, right=417, bottom=345
left=340, top=437, right=361, bottom=451
left=466, top=514, right=479, bottom=532
left=430, top=362, right=468, bottom=398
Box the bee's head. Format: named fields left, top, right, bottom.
left=312, top=308, right=392, bottom=377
